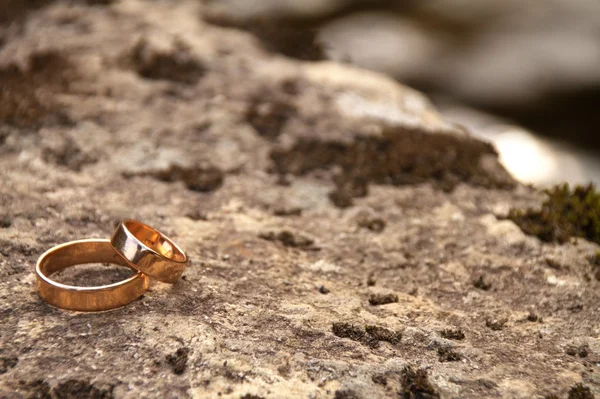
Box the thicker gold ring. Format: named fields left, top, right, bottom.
left=110, top=219, right=187, bottom=283
left=36, top=239, right=150, bottom=311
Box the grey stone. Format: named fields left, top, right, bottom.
left=0, top=2, right=598, bottom=398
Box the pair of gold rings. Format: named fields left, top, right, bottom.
left=35, top=219, right=187, bottom=311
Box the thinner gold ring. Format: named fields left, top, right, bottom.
left=36, top=239, right=150, bottom=311
left=110, top=219, right=187, bottom=284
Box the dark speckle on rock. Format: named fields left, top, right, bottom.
left=333, top=389, right=361, bottom=399
left=331, top=322, right=402, bottom=348
left=0, top=215, right=12, bottom=229
left=331, top=322, right=378, bottom=348
left=166, top=347, right=190, bottom=375
left=566, top=344, right=589, bottom=358
left=366, top=273, right=376, bottom=287
left=318, top=285, right=330, bottom=294
left=130, top=37, right=205, bottom=84
left=437, top=347, right=462, bottom=362
left=328, top=187, right=355, bottom=209
left=186, top=209, right=208, bottom=221
left=371, top=373, right=387, bottom=386
left=365, top=325, right=401, bottom=345
left=568, top=303, right=584, bottom=313
left=0, top=2, right=595, bottom=397
left=486, top=318, right=507, bottom=331
left=17, top=380, right=51, bottom=399
left=590, top=252, right=600, bottom=281
left=400, top=366, right=440, bottom=399
left=0, top=50, right=74, bottom=128
left=246, top=88, right=295, bottom=140
left=148, top=164, right=224, bottom=193
left=42, top=136, right=98, bottom=172
left=568, top=383, right=595, bottom=399
left=368, top=293, right=398, bottom=306
left=259, top=230, right=314, bottom=249
left=0, top=356, right=18, bottom=374
left=440, top=329, right=465, bottom=340
left=545, top=258, right=563, bottom=270
left=202, top=16, right=326, bottom=62
left=53, top=379, right=114, bottom=399
left=526, top=312, right=541, bottom=322
left=273, top=206, right=303, bottom=217
left=0, top=239, right=35, bottom=257
left=473, top=275, right=492, bottom=291
left=358, top=217, right=386, bottom=233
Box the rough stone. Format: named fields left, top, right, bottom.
left=203, top=0, right=600, bottom=151
left=0, top=1, right=599, bottom=398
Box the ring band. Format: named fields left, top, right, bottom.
left=110, top=219, right=187, bottom=283
left=36, top=239, right=150, bottom=311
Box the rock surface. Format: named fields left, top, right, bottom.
left=203, top=0, right=600, bottom=151
left=0, top=1, right=599, bottom=398
left=204, top=0, right=600, bottom=106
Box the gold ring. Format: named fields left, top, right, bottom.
left=36, top=239, right=150, bottom=311
left=110, top=219, right=187, bottom=283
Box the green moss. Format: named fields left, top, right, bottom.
left=364, top=325, right=402, bottom=345
left=271, top=127, right=515, bottom=208
left=437, top=347, right=462, bottom=362
left=165, top=347, right=189, bottom=375
left=508, top=184, right=600, bottom=245
left=568, top=383, right=595, bottom=399
left=331, top=322, right=379, bottom=348
left=440, top=328, right=465, bottom=340
left=368, top=293, right=399, bottom=306
left=400, top=366, right=440, bottom=399
left=590, top=252, right=600, bottom=266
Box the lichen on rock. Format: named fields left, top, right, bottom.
left=0, top=1, right=599, bottom=398
left=508, top=183, right=600, bottom=244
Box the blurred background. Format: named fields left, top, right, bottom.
left=202, top=0, right=600, bottom=187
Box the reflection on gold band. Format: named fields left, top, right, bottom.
left=36, top=239, right=149, bottom=311
left=111, top=219, right=187, bottom=284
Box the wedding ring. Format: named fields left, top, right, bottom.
left=36, top=239, right=150, bottom=311
left=111, top=219, right=187, bottom=283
